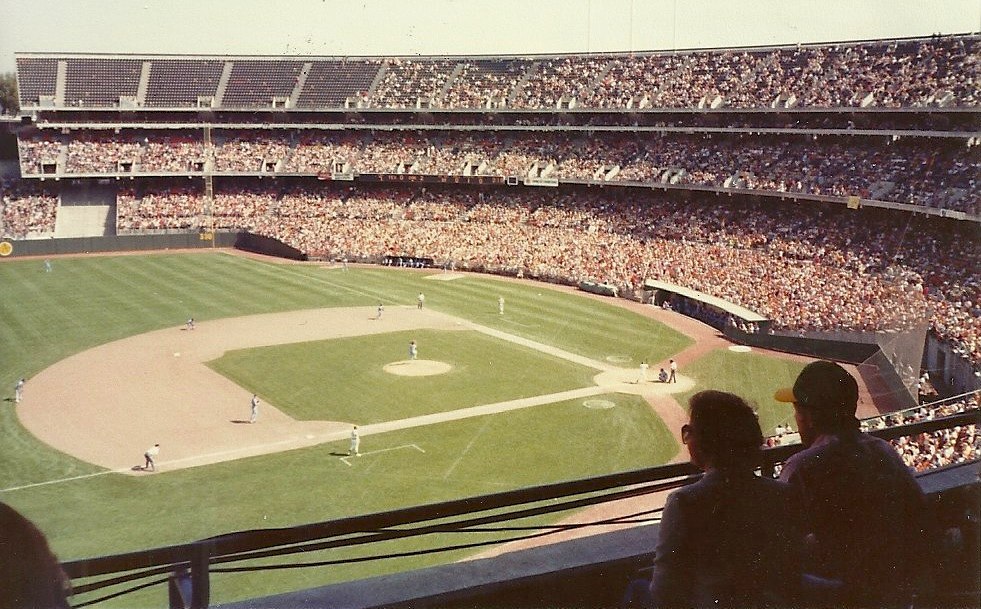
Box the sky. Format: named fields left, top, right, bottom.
left=0, top=0, right=978, bottom=73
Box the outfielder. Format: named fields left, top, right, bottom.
left=409, top=340, right=418, bottom=360
left=417, top=293, right=425, bottom=309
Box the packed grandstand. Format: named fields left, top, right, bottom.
left=3, top=34, right=979, bottom=381
left=1, top=31, right=979, bottom=607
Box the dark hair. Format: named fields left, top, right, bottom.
left=688, top=390, right=764, bottom=469
left=0, top=502, right=70, bottom=609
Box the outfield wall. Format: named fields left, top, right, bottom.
left=0, top=231, right=237, bottom=257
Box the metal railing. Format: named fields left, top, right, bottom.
left=63, top=409, right=980, bottom=608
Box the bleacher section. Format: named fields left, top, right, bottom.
left=15, top=57, right=58, bottom=106
left=63, top=58, right=143, bottom=107
left=295, top=60, right=381, bottom=108
left=16, top=36, right=977, bottom=111
left=144, top=59, right=224, bottom=107
left=221, top=60, right=305, bottom=108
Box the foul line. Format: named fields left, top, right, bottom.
left=340, top=443, right=426, bottom=467
left=1, top=468, right=131, bottom=493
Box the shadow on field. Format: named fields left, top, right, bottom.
left=329, top=451, right=349, bottom=457
left=229, top=420, right=253, bottom=424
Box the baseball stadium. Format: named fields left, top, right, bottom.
left=0, top=3, right=979, bottom=608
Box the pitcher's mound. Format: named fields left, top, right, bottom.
left=383, top=360, right=453, bottom=376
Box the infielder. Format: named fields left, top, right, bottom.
left=14, top=378, right=25, bottom=403
left=186, top=318, right=195, bottom=331
left=417, top=292, right=425, bottom=309
left=669, top=359, right=678, bottom=383
left=349, top=426, right=361, bottom=457
left=498, top=296, right=505, bottom=315
left=376, top=303, right=384, bottom=319
left=409, top=340, right=418, bottom=360
left=250, top=394, right=259, bottom=423
left=144, top=444, right=160, bottom=472
left=638, top=361, right=649, bottom=383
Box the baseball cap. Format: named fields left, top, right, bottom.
left=774, top=360, right=859, bottom=415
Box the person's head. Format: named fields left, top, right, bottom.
left=774, top=360, right=859, bottom=446
left=0, top=502, right=70, bottom=609
left=683, top=390, right=763, bottom=471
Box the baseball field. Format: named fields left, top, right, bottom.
left=0, top=250, right=809, bottom=606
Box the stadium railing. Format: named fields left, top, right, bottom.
left=61, top=409, right=979, bottom=609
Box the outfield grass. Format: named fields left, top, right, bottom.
left=0, top=251, right=795, bottom=605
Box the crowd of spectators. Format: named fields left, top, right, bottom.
left=359, top=35, right=977, bottom=110
left=18, top=131, right=979, bottom=213
left=0, top=179, right=58, bottom=238
left=76, top=182, right=981, bottom=367
left=863, top=393, right=980, bottom=471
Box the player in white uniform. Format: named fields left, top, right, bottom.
left=349, top=426, right=361, bottom=457
left=417, top=293, right=425, bottom=309
left=409, top=340, right=418, bottom=360
left=376, top=303, right=384, bottom=319
left=14, top=378, right=25, bottom=403
left=498, top=296, right=505, bottom=315
left=186, top=318, right=195, bottom=331
left=669, top=359, right=678, bottom=383
left=638, top=362, right=649, bottom=383
left=250, top=394, right=259, bottom=423
left=144, top=444, right=160, bottom=472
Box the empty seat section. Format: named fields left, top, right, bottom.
left=295, top=60, right=381, bottom=108
left=64, top=58, right=143, bottom=107
left=15, top=57, right=58, bottom=107
left=221, top=60, right=304, bottom=107
left=145, top=59, right=224, bottom=107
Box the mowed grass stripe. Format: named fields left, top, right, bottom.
left=318, top=270, right=693, bottom=365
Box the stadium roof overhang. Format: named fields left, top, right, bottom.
left=643, top=279, right=768, bottom=323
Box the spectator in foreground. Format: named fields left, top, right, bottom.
left=626, top=390, right=801, bottom=608
left=775, top=360, right=930, bottom=607
left=0, top=502, right=70, bottom=609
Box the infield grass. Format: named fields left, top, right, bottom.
left=209, top=329, right=600, bottom=422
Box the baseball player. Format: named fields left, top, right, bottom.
left=498, top=296, right=505, bottom=315
left=417, top=292, right=425, bottom=309
left=186, top=318, right=195, bottom=331
left=638, top=361, right=649, bottom=383
left=144, top=444, right=160, bottom=472
left=43, top=259, right=52, bottom=273
left=669, top=359, right=678, bottom=383
left=409, top=340, right=418, bottom=360
left=250, top=394, right=259, bottom=423
left=376, top=303, right=384, bottom=319
left=349, top=426, right=361, bottom=457
left=14, top=378, right=25, bottom=403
